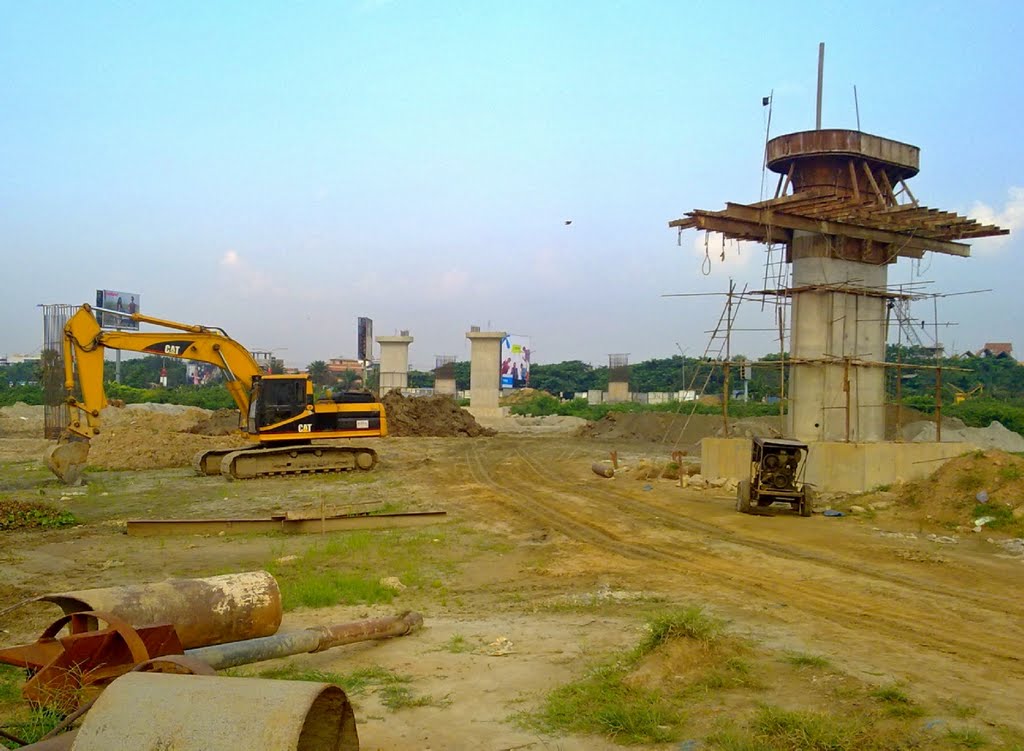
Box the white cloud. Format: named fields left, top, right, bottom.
left=217, top=249, right=277, bottom=296
left=434, top=268, right=470, bottom=298
left=690, top=230, right=754, bottom=272
left=969, top=186, right=1023, bottom=253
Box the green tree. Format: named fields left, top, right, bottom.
left=307, top=360, right=333, bottom=387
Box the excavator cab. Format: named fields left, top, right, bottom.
left=247, top=376, right=310, bottom=431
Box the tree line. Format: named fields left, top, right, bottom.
left=3, top=349, right=1021, bottom=408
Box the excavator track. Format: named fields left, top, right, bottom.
left=192, top=446, right=261, bottom=476
left=218, top=445, right=378, bottom=480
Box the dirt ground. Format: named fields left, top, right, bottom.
left=1, top=404, right=1023, bottom=749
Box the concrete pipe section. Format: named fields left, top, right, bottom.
left=37, top=571, right=282, bottom=649
left=69, top=673, right=358, bottom=750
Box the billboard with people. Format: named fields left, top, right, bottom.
left=500, top=335, right=530, bottom=389
left=95, top=290, right=141, bottom=330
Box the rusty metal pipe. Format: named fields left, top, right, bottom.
left=186, top=611, right=423, bottom=670
left=37, top=571, right=282, bottom=649
left=69, top=673, right=358, bottom=751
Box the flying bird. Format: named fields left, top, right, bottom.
left=564, top=220, right=573, bottom=226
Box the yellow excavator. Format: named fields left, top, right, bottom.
left=45, top=304, right=387, bottom=484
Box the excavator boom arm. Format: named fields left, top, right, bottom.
left=59, top=305, right=264, bottom=440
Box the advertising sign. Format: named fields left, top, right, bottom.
left=500, top=335, right=530, bottom=389
left=95, top=290, right=141, bottom=330
left=357, top=317, right=373, bottom=363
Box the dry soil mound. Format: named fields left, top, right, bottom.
left=188, top=409, right=242, bottom=436
left=0, top=403, right=44, bottom=436
left=89, top=403, right=249, bottom=470
left=577, top=412, right=782, bottom=447
left=499, top=388, right=553, bottom=406
left=382, top=392, right=496, bottom=437
left=894, top=450, right=1024, bottom=532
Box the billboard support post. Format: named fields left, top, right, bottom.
left=96, top=290, right=141, bottom=385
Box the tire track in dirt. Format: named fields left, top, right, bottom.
left=464, top=443, right=1023, bottom=673
left=464, top=444, right=677, bottom=564
left=514, top=445, right=1024, bottom=620
left=509, top=445, right=1024, bottom=665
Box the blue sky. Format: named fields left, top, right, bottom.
left=2, top=1, right=1021, bottom=369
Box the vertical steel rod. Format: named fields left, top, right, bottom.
left=816, top=42, right=825, bottom=130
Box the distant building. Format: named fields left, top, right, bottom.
left=979, top=342, right=1014, bottom=359
left=0, top=353, right=38, bottom=366
left=328, top=357, right=363, bottom=375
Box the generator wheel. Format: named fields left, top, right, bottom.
left=736, top=479, right=752, bottom=514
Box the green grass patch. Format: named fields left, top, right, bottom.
left=521, top=607, right=735, bottom=745
left=277, top=570, right=395, bottom=610
left=997, top=464, right=1023, bottom=482
left=637, top=606, right=723, bottom=655
left=249, top=663, right=440, bottom=710
left=954, top=470, right=984, bottom=493
left=782, top=652, right=831, bottom=669
left=0, top=706, right=65, bottom=745
left=0, top=500, right=77, bottom=531
left=693, top=657, right=758, bottom=692
left=266, top=527, right=469, bottom=610
left=527, top=663, right=684, bottom=744
left=869, top=684, right=924, bottom=718
left=947, top=727, right=988, bottom=748
left=0, top=665, right=24, bottom=704
left=971, top=502, right=1020, bottom=532
left=749, top=704, right=872, bottom=750
left=442, top=634, right=471, bottom=653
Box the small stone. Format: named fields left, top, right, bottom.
left=849, top=505, right=867, bottom=514
left=869, top=500, right=892, bottom=511
left=380, top=576, right=407, bottom=592
left=707, top=477, right=727, bottom=488
left=275, top=555, right=299, bottom=564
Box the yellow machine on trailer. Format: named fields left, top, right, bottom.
left=45, top=304, right=387, bottom=484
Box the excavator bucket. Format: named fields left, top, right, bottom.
left=45, top=437, right=91, bottom=485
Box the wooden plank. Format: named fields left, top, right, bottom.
left=689, top=213, right=791, bottom=244
left=721, top=203, right=971, bottom=257
left=861, top=161, right=887, bottom=205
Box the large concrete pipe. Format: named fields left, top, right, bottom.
left=38, top=571, right=282, bottom=648
left=69, top=673, right=358, bottom=750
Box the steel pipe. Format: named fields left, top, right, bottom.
left=38, top=571, right=282, bottom=649
left=187, top=611, right=423, bottom=670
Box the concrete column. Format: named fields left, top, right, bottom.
left=787, top=233, right=887, bottom=442
left=376, top=334, right=414, bottom=393
left=434, top=375, right=456, bottom=396
left=607, top=381, right=630, bottom=403
left=466, top=329, right=506, bottom=417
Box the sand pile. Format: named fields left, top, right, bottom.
left=893, top=450, right=1024, bottom=533
left=499, top=388, right=553, bottom=406
left=901, top=419, right=1024, bottom=452
left=0, top=403, right=44, bottom=436
left=187, top=409, right=242, bottom=436
left=382, top=392, right=496, bottom=437
left=89, top=403, right=249, bottom=470
left=577, top=412, right=783, bottom=447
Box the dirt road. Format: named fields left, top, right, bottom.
left=1, top=427, right=1022, bottom=748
